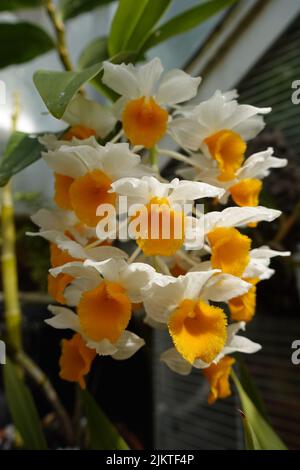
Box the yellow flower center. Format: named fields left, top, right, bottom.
left=59, top=333, right=96, bottom=389
left=168, top=299, right=227, bottom=364
left=203, top=356, right=235, bottom=405
left=54, top=173, right=74, bottom=210
left=78, top=281, right=132, bottom=343
left=229, top=277, right=259, bottom=323
left=230, top=178, right=263, bottom=207
left=63, top=125, right=96, bottom=141
left=122, top=96, right=168, bottom=148
left=133, top=196, right=185, bottom=256
left=207, top=227, right=251, bottom=277
left=69, top=169, right=116, bottom=227
left=204, top=129, right=246, bottom=181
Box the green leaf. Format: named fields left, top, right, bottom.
left=78, top=36, right=109, bottom=69
left=241, top=411, right=261, bottom=450
left=0, top=132, right=44, bottom=187
left=0, top=22, right=55, bottom=69
left=34, top=62, right=103, bottom=119
left=3, top=358, right=47, bottom=450
left=60, top=0, right=116, bottom=20
left=237, top=358, right=268, bottom=420
left=108, top=0, right=172, bottom=56
left=232, top=370, right=287, bottom=450
left=81, top=389, right=129, bottom=450
left=0, top=0, right=42, bottom=10
left=142, top=0, right=237, bottom=51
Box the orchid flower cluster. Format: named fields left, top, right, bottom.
left=30, top=58, right=289, bottom=405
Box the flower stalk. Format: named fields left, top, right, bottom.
left=45, top=0, right=73, bottom=71
left=1, top=94, right=22, bottom=352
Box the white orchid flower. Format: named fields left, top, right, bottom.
left=142, top=270, right=251, bottom=365
left=102, top=57, right=201, bottom=148
left=160, top=321, right=261, bottom=375
left=199, top=206, right=281, bottom=278
left=43, top=142, right=153, bottom=227
left=48, top=257, right=155, bottom=347
left=111, top=175, right=224, bottom=256
left=178, top=147, right=287, bottom=207
left=46, top=305, right=144, bottom=360
left=170, top=90, right=271, bottom=182
left=28, top=207, right=126, bottom=261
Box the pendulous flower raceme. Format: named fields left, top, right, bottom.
left=30, top=58, right=289, bottom=404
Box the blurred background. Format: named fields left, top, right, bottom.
left=0, top=0, right=300, bottom=450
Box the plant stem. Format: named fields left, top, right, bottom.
left=45, top=0, right=73, bottom=71
left=272, top=201, right=300, bottom=244
left=149, top=146, right=158, bottom=168
left=1, top=94, right=22, bottom=352
left=15, top=350, right=74, bottom=445
left=157, top=147, right=201, bottom=169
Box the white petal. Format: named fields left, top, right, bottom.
left=204, top=206, right=281, bottom=233
left=112, top=331, right=145, bottom=360
left=86, top=338, right=118, bottom=356
left=169, top=117, right=202, bottom=150
left=120, top=262, right=156, bottom=303
left=224, top=335, right=262, bottom=356
left=183, top=216, right=204, bottom=250
left=156, top=70, right=201, bottom=105
left=202, top=274, right=251, bottom=302
left=45, top=306, right=80, bottom=331
left=84, top=257, right=124, bottom=283
left=31, top=208, right=76, bottom=232
left=137, top=57, right=163, bottom=96
left=62, top=94, right=116, bottom=138
left=102, top=61, right=140, bottom=99
left=144, top=314, right=166, bottom=330
left=43, top=145, right=102, bottom=177
left=160, top=348, right=192, bottom=375
left=169, top=180, right=224, bottom=203
left=100, top=143, right=141, bottom=179
left=142, top=274, right=187, bottom=323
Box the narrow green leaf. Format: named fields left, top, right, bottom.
left=78, top=36, right=108, bottom=69
left=0, top=0, right=42, bottom=10
left=0, top=132, right=44, bottom=187
left=232, top=370, right=287, bottom=450
left=241, top=411, right=261, bottom=450
left=60, top=0, right=116, bottom=20
left=120, top=0, right=173, bottom=53
left=3, top=358, right=48, bottom=450
left=237, top=358, right=268, bottom=420
left=0, top=22, right=55, bottom=69
left=33, top=62, right=103, bottom=118
left=143, top=0, right=237, bottom=51
left=109, top=0, right=171, bottom=56
left=81, top=389, right=129, bottom=450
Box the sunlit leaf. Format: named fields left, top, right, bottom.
left=142, top=0, right=237, bottom=51
left=108, top=0, right=172, bottom=56
left=34, top=62, right=103, bottom=118
left=0, top=132, right=44, bottom=187
left=3, top=358, right=47, bottom=450
left=78, top=36, right=108, bottom=69
left=0, top=22, right=55, bottom=69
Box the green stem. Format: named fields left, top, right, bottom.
left=45, top=0, right=73, bottom=71
left=15, top=351, right=74, bottom=445
left=1, top=94, right=22, bottom=352
left=149, top=146, right=158, bottom=168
